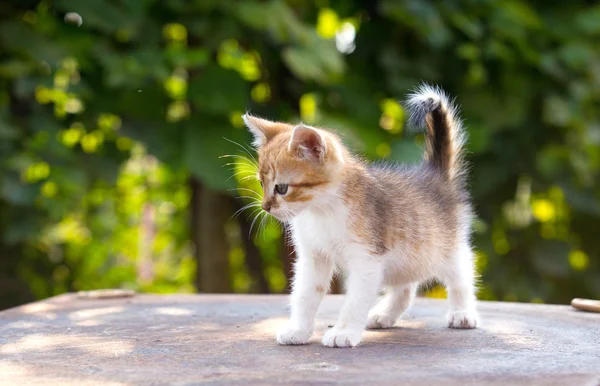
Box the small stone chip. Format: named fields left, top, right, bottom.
left=571, top=298, right=600, bottom=313
left=77, top=289, right=136, bottom=299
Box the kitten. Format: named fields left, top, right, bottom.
left=242, top=84, right=479, bottom=348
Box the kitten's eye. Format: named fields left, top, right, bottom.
left=274, top=184, right=288, bottom=195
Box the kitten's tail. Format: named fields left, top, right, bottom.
left=406, top=83, right=467, bottom=186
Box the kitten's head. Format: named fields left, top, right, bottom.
left=243, top=114, right=346, bottom=221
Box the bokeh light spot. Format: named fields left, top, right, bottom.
left=569, top=249, right=589, bottom=271
left=251, top=83, right=271, bottom=103
left=316, top=8, right=340, bottom=39
left=300, top=93, right=317, bottom=123
left=532, top=199, right=555, bottom=222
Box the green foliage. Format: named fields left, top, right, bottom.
left=0, top=0, right=599, bottom=308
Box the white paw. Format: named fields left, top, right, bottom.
left=322, top=327, right=362, bottom=348
left=276, top=325, right=313, bottom=345
left=447, top=310, right=479, bottom=329
left=367, top=313, right=396, bottom=329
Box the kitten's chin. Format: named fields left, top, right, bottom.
left=270, top=211, right=295, bottom=223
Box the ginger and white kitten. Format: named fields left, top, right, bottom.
left=243, top=84, right=479, bottom=348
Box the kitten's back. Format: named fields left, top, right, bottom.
left=338, top=83, right=472, bottom=257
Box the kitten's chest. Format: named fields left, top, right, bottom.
left=291, top=208, right=349, bottom=253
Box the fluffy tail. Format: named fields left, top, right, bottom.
left=406, top=83, right=467, bottom=185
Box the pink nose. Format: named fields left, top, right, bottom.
left=262, top=202, right=271, bottom=212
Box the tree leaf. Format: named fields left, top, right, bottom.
left=189, top=66, right=248, bottom=115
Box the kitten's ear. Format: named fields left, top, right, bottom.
left=242, top=114, right=287, bottom=147
left=288, top=125, right=327, bottom=163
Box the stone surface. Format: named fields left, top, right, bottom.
left=0, top=294, right=599, bottom=385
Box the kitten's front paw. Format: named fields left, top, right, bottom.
left=322, top=327, right=362, bottom=348
left=447, top=310, right=479, bottom=329
left=367, top=313, right=396, bottom=329
left=276, top=325, right=312, bottom=345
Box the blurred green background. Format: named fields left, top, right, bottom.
left=1, top=0, right=599, bottom=310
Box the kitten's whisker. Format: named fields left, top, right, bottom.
left=246, top=207, right=263, bottom=227
left=224, top=167, right=256, bottom=173
left=257, top=211, right=268, bottom=239
left=222, top=162, right=257, bottom=170
left=234, top=195, right=261, bottom=201
left=228, top=140, right=258, bottom=165
left=222, top=161, right=257, bottom=169
left=238, top=175, right=258, bottom=182
left=223, top=137, right=258, bottom=164
left=232, top=202, right=261, bottom=219
left=221, top=157, right=255, bottom=164
left=222, top=145, right=258, bottom=170
left=227, top=170, right=256, bottom=182
left=219, top=154, right=256, bottom=164
left=248, top=208, right=264, bottom=239
left=227, top=169, right=256, bottom=177
left=228, top=188, right=262, bottom=198
left=226, top=167, right=256, bottom=174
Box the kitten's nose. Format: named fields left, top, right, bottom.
left=262, top=202, right=271, bottom=212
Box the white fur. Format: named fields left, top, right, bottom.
left=242, top=114, right=266, bottom=148
left=367, top=282, right=417, bottom=329
left=276, top=195, right=479, bottom=348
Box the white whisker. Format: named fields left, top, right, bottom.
left=248, top=208, right=265, bottom=238
left=223, top=137, right=258, bottom=164
left=232, top=202, right=261, bottom=219
left=233, top=195, right=261, bottom=201
left=227, top=169, right=257, bottom=182
left=238, top=175, right=258, bottom=183
left=222, top=161, right=257, bottom=170
left=257, top=211, right=269, bottom=240
left=228, top=188, right=262, bottom=198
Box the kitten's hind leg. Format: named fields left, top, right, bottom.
left=442, top=243, right=480, bottom=329
left=367, top=282, right=418, bottom=329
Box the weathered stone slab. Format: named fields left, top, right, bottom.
left=0, top=294, right=598, bottom=385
